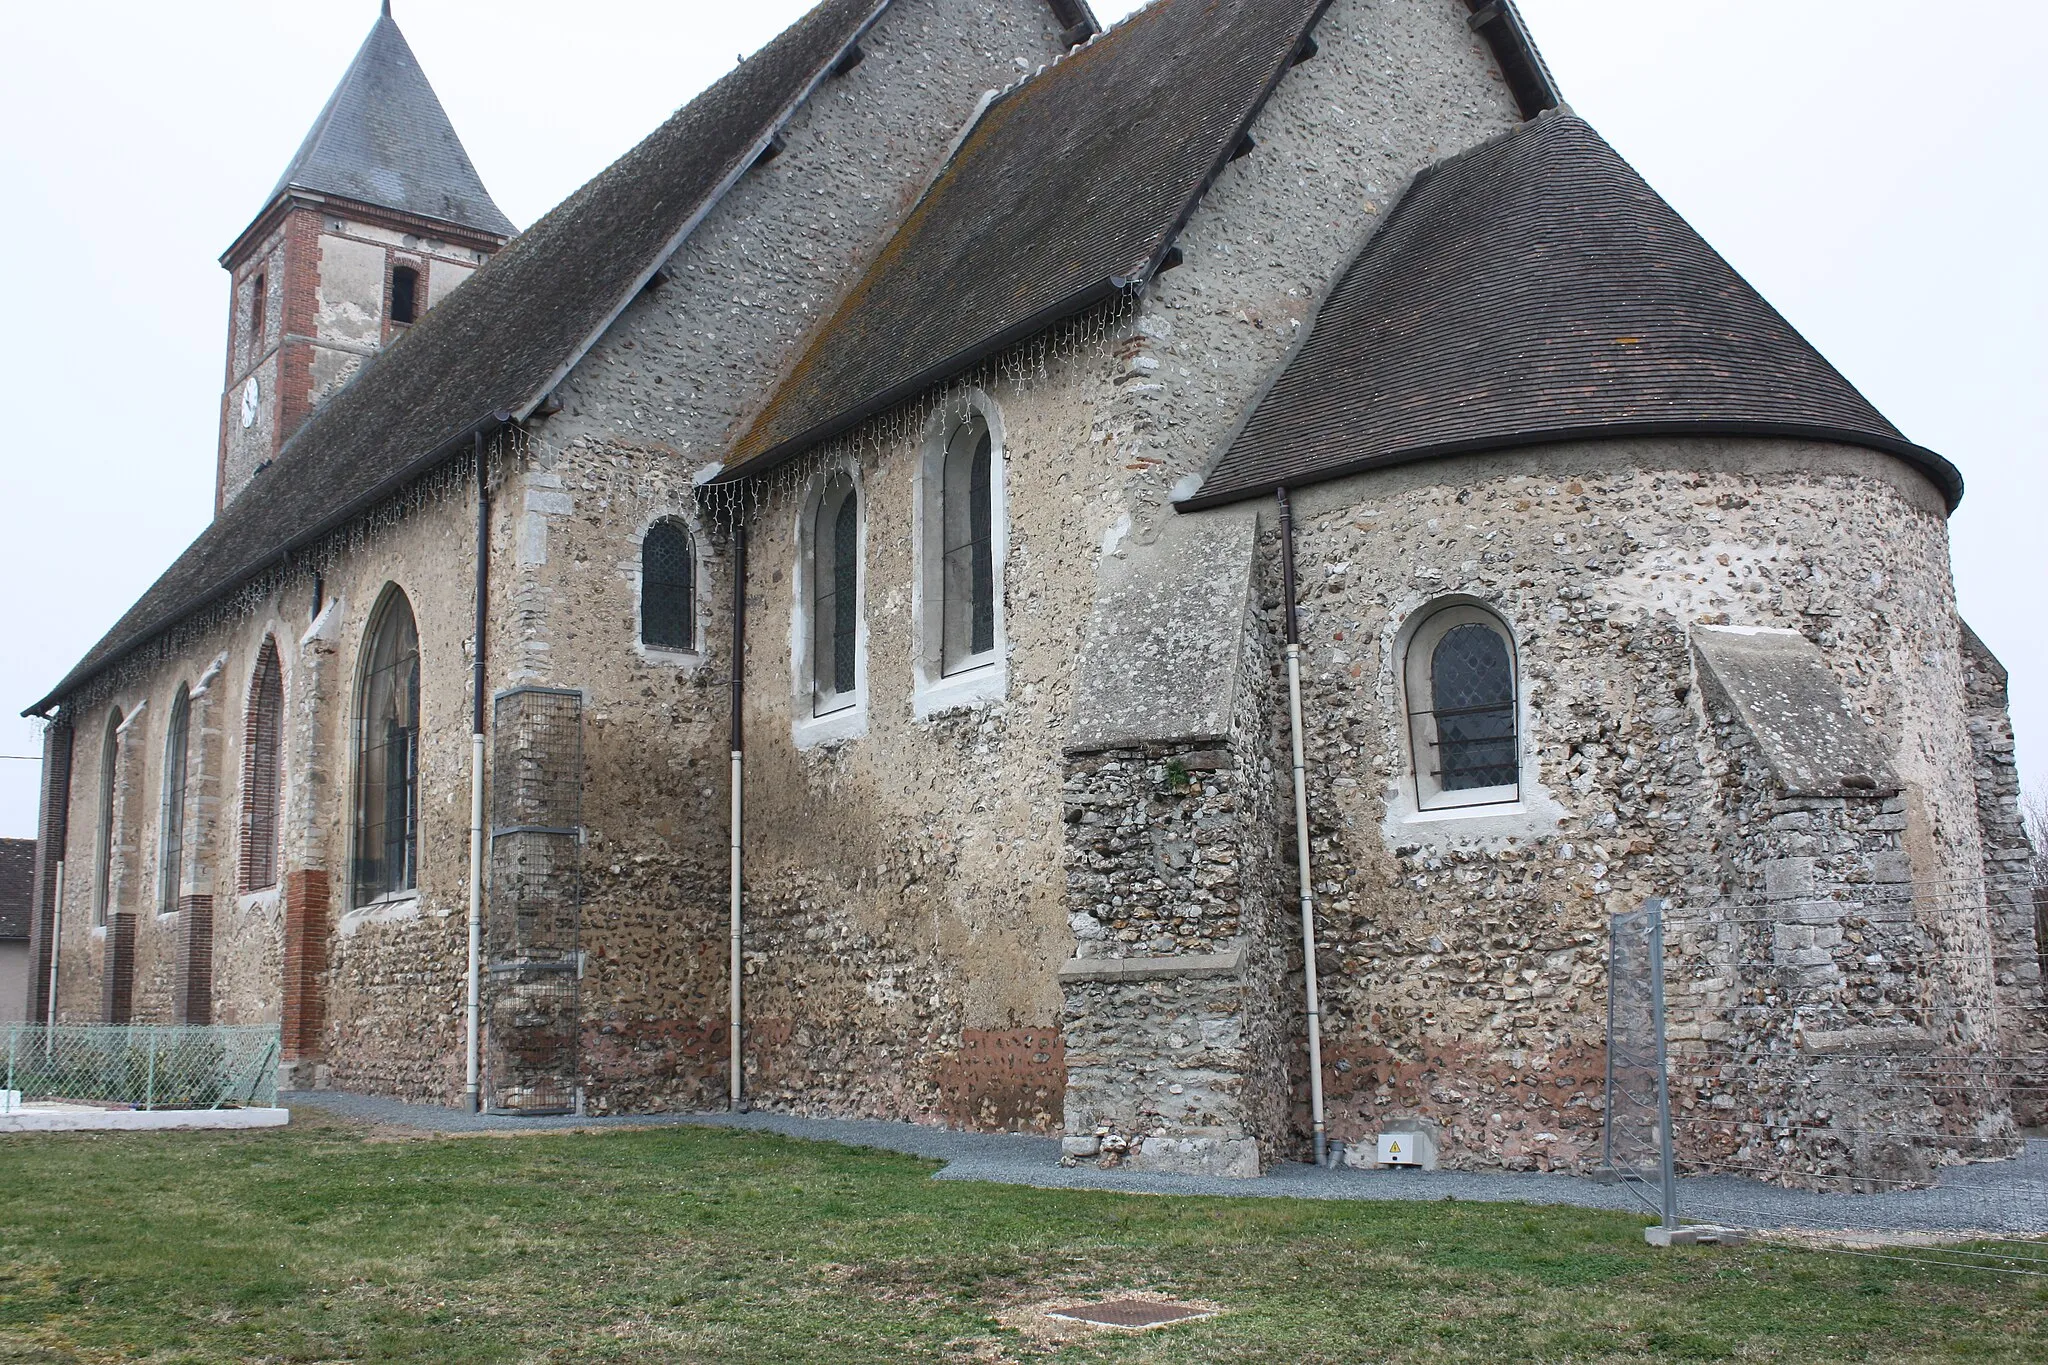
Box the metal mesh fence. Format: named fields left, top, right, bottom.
left=2, top=1025, right=280, bottom=1109
left=486, top=686, right=583, bottom=1115
left=1603, top=899, right=1677, bottom=1230
left=1605, top=884, right=2048, bottom=1274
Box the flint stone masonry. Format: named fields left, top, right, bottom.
left=1066, top=512, right=1257, bottom=753
left=1690, top=626, right=1898, bottom=798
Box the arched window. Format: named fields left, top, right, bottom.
left=1404, top=604, right=1520, bottom=811
left=352, top=588, right=420, bottom=906
left=158, top=685, right=191, bottom=914
left=390, top=265, right=419, bottom=325
left=94, top=708, right=121, bottom=927
left=939, top=413, right=996, bottom=674
left=240, top=638, right=284, bottom=892
left=640, top=518, right=696, bottom=651
left=812, top=474, right=861, bottom=716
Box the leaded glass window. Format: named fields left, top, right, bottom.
left=158, top=685, right=190, bottom=914
left=1404, top=604, right=1520, bottom=810
left=641, top=518, right=696, bottom=651
left=940, top=416, right=996, bottom=673
left=1431, top=625, right=1517, bottom=790
left=812, top=475, right=860, bottom=715
left=353, top=588, right=420, bottom=905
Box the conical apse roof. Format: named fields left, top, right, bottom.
left=264, top=6, right=513, bottom=239
left=1184, top=109, right=1960, bottom=511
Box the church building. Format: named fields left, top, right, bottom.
left=21, top=0, right=2041, bottom=1187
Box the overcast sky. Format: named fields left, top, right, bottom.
left=0, top=1, right=2039, bottom=839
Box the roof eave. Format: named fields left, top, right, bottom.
left=22, top=406, right=517, bottom=720
left=712, top=276, right=1130, bottom=488
left=1173, top=422, right=1964, bottom=515
left=1464, top=0, right=1562, bottom=119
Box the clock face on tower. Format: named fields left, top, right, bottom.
left=241, top=376, right=260, bottom=429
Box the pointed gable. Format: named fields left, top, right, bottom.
left=1184, top=110, right=1961, bottom=511
left=716, top=0, right=1332, bottom=483
left=29, top=0, right=890, bottom=716
left=267, top=9, right=513, bottom=239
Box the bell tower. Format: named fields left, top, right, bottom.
left=215, top=3, right=514, bottom=513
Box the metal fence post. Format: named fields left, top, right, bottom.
left=144, top=1028, right=158, bottom=1111
left=1646, top=899, right=1678, bottom=1231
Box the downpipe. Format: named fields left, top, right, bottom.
left=1278, top=488, right=1330, bottom=1167
left=464, top=434, right=490, bottom=1114
left=728, top=517, right=749, bottom=1112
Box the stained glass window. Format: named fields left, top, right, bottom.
left=641, top=519, right=695, bottom=650
left=813, top=476, right=860, bottom=714
left=158, top=685, right=190, bottom=914
left=941, top=416, right=996, bottom=672
left=1431, top=623, right=1517, bottom=790
left=353, top=588, right=420, bottom=906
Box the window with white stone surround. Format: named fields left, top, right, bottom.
left=1403, top=602, right=1520, bottom=811
left=791, top=463, right=867, bottom=746
left=913, top=394, right=1007, bottom=717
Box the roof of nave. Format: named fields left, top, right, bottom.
left=0, top=838, right=33, bottom=940
left=1181, top=109, right=1963, bottom=512
left=260, top=6, right=514, bottom=243
left=713, top=0, right=1334, bottom=484
left=30, top=0, right=894, bottom=716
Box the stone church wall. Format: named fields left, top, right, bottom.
left=483, top=0, right=1081, bottom=1115
left=1271, top=435, right=2007, bottom=1180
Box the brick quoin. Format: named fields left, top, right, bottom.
left=281, top=868, right=329, bottom=1058
left=173, top=893, right=215, bottom=1025
left=101, top=910, right=136, bottom=1024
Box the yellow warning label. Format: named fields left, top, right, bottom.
left=1388, top=1140, right=1402, bottom=1156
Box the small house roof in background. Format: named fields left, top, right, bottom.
left=0, top=838, right=33, bottom=940
left=1182, top=110, right=1961, bottom=511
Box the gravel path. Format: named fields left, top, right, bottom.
left=282, top=1091, right=2048, bottom=1237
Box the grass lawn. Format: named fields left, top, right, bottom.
left=2, top=1115, right=2044, bottom=1362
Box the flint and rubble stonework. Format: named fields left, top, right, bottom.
left=32, top=0, right=2041, bottom=1191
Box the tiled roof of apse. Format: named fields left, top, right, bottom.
left=31, top=0, right=890, bottom=716
left=715, top=0, right=1333, bottom=482
left=1184, top=110, right=1961, bottom=511
left=264, top=7, right=514, bottom=240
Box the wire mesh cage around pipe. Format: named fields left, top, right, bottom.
left=483, top=961, right=580, bottom=1115
left=491, top=686, right=583, bottom=833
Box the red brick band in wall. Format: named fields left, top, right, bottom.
left=282, top=868, right=330, bottom=1058
left=101, top=912, right=136, bottom=1024
left=174, top=893, right=215, bottom=1025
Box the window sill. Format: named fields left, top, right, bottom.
left=634, top=643, right=705, bottom=669
left=913, top=660, right=1006, bottom=720
left=793, top=700, right=868, bottom=751
left=1381, top=782, right=1567, bottom=849
left=338, top=893, right=422, bottom=937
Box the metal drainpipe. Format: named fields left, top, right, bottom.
left=1277, top=488, right=1330, bottom=1166
left=45, top=861, right=64, bottom=1035
left=728, top=515, right=748, bottom=1112
left=464, top=432, right=490, bottom=1114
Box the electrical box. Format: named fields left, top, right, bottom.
left=1375, top=1128, right=1438, bottom=1169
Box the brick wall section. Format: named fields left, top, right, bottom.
left=26, top=718, right=72, bottom=1023
left=173, top=893, right=214, bottom=1025
left=281, top=869, right=329, bottom=1057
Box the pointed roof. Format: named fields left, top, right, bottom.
left=1183, top=110, right=1961, bottom=511
left=29, top=0, right=890, bottom=717
left=715, top=0, right=1334, bottom=483
left=262, top=6, right=513, bottom=240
